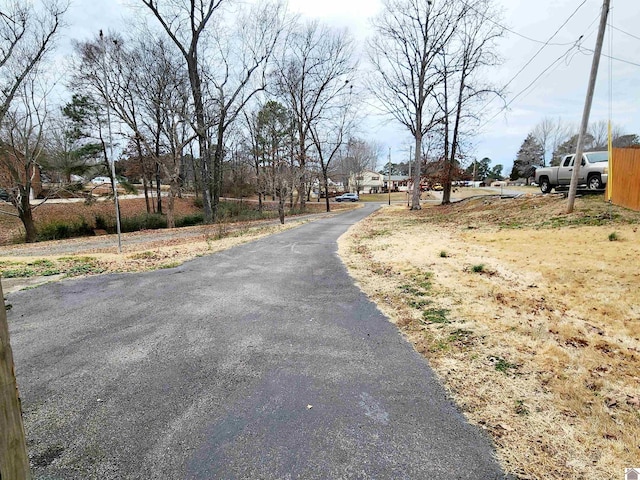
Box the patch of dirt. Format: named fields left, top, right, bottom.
left=338, top=194, right=640, bottom=480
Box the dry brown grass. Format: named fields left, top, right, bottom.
left=338, top=194, right=640, bottom=480
left=0, top=220, right=307, bottom=293
left=0, top=197, right=341, bottom=245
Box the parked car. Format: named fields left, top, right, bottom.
left=432, top=183, right=444, bottom=191
left=534, top=151, right=608, bottom=193
left=335, top=193, right=359, bottom=202
left=0, top=188, right=9, bottom=202
left=91, top=176, right=118, bottom=185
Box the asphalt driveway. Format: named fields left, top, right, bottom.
left=7, top=203, right=509, bottom=479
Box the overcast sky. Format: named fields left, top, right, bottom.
left=64, top=0, right=639, bottom=172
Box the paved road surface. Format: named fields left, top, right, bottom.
left=7, top=204, right=509, bottom=479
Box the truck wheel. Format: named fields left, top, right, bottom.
left=588, top=175, right=602, bottom=190
left=539, top=178, right=552, bottom=194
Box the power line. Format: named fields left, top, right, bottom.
left=498, top=0, right=589, bottom=93
left=478, top=42, right=581, bottom=132
left=474, top=2, right=596, bottom=129
left=459, top=0, right=581, bottom=46
left=611, top=24, right=640, bottom=42
left=578, top=46, right=640, bottom=68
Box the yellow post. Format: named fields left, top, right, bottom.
left=0, top=279, right=32, bottom=480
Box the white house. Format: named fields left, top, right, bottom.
left=350, top=170, right=383, bottom=193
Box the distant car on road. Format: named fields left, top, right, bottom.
left=432, top=183, right=444, bottom=191
left=335, top=193, right=359, bottom=202
left=91, top=176, right=117, bottom=185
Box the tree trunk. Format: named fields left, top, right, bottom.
left=441, top=61, right=452, bottom=205
left=135, top=138, right=151, bottom=214
left=18, top=194, right=36, bottom=243
left=411, top=132, right=422, bottom=210
left=142, top=176, right=151, bottom=214
left=299, top=134, right=306, bottom=212
left=155, top=161, right=163, bottom=215
left=190, top=63, right=213, bottom=223
left=0, top=280, right=32, bottom=480
left=278, top=193, right=285, bottom=224
left=323, top=171, right=331, bottom=213
left=211, top=126, right=225, bottom=223
left=166, top=181, right=177, bottom=229
left=149, top=178, right=157, bottom=213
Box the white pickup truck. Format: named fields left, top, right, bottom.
left=534, top=151, right=608, bottom=193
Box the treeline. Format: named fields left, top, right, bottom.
left=1, top=0, right=512, bottom=241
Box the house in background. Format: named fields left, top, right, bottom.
left=385, top=175, right=410, bottom=192
left=0, top=147, right=43, bottom=200
left=351, top=170, right=383, bottom=194
left=350, top=170, right=411, bottom=193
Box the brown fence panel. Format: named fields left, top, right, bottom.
left=608, top=148, right=640, bottom=211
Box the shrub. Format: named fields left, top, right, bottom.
left=94, top=214, right=111, bottom=231
left=472, top=264, right=485, bottom=273
left=175, top=213, right=204, bottom=228
left=37, top=219, right=93, bottom=241
left=218, top=201, right=268, bottom=221
left=608, top=231, right=619, bottom=241
left=120, top=214, right=167, bottom=232
left=440, top=250, right=448, bottom=258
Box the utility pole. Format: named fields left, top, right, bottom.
left=567, top=0, right=610, bottom=213
left=0, top=279, right=32, bottom=480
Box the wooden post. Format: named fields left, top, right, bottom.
left=0, top=279, right=31, bottom=480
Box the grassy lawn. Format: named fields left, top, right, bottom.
left=359, top=192, right=420, bottom=202
left=338, top=194, right=640, bottom=480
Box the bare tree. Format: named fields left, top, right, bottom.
left=0, top=0, right=67, bottom=124
left=0, top=78, right=50, bottom=242
left=340, top=137, right=380, bottom=194
left=588, top=120, right=625, bottom=150
left=309, top=89, right=355, bottom=212
left=276, top=20, right=356, bottom=211
left=436, top=0, right=503, bottom=204
left=133, top=34, right=197, bottom=226
left=141, top=0, right=225, bottom=223
left=242, top=107, right=266, bottom=211
left=369, top=0, right=459, bottom=210
left=204, top=1, right=286, bottom=220
left=0, top=1, right=68, bottom=241
left=536, top=117, right=575, bottom=165
left=533, top=117, right=555, bottom=167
